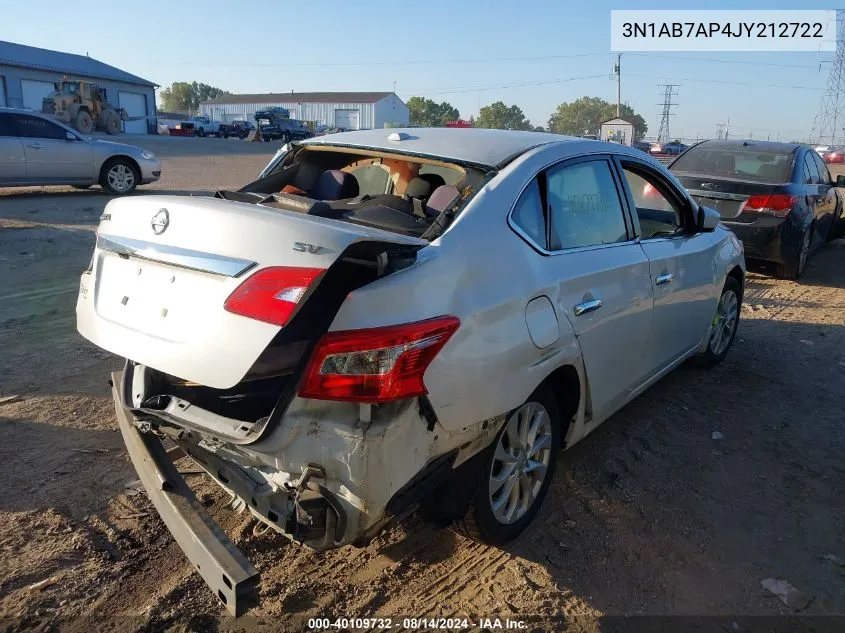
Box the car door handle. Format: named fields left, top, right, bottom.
left=655, top=273, right=674, bottom=286
left=574, top=299, right=602, bottom=316
left=26, top=143, right=43, bottom=149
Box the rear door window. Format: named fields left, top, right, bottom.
left=546, top=159, right=629, bottom=250
left=804, top=153, right=820, bottom=184
left=511, top=179, right=546, bottom=248
left=349, top=163, right=391, bottom=195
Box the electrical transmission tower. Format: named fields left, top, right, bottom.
left=656, top=84, right=679, bottom=143
left=810, top=12, right=845, bottom=145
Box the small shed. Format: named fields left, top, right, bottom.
left=599, top=117, right=634, bottom=146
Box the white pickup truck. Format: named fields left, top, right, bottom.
left=183, top=115, right=223, bottom=137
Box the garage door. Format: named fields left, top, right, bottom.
left=0, top=77, right=6, bottom=107
left=21, top=79, right=55, bottom=110
left=119, top=91, right=147, bottom=134
left=334, top=109, right=360, bottom=131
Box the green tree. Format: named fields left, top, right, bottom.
left=547, top=96, right=648, bottom=139
left=407, top=97, right=460, bottom=127
left=476, top=101, right=531, bottom=130
left=160, top=81, right=230, bottom=112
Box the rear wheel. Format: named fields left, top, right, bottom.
left=776, top=224, right=813, bottom=280
left=453, top=386, right=560, bottom=546
left=74, top=111, right=93, bottom=135
left=695, top=277, right=741, bottom=367
left=281, top=131, right=291, bottom=144
left=100, top=158, right=139, bottom=195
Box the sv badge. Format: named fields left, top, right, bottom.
left=292, top=241, right=323, bottom=254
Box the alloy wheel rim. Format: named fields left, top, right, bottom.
left=709, top=289, right=739, bottom=356
left=108, top=164, right=135, bottom=192
left=488, top=402, right=553, bottom=525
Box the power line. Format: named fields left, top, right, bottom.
left=627, top=53, right=821, bottom=70
left=657, top=84, right=680, bottom=143
left=628, top=73, right=823, bottom=91
left=409, top=74, right=607, bottom=96
left=810, top=11, right=845, bottom=144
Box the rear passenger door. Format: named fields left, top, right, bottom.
left=0, top=113, right=26, bottom=183
left=535, top=156, right=654, bottom=423
left=616, top=157, right=721, bottom=373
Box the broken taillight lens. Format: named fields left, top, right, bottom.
left=298, top=316, right=460, bottom=403
left=224, top=266, right=324, bottom=327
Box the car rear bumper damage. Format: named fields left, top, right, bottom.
left=112, top=371, right=259, bottom=616
left=112, top=364, right=497, bottom=614
left=723, top=216, right=801, bottom=264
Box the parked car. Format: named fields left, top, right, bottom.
left=257, top=116, right=312, bottom=142
left=0, top=107, right=161, bottom=194
left=815, top=145, right=831, bottom=155
left=651, top=141, right=688, bottom=156
left=670, top=139, right=845, bottom=279
left=314, top=124, right=345, bottom=136
left=185, top=115, right=223, bottom=137
left=822, top=146, right=845, bottom=164
left=632, top=140, right=651, bottom=153
left=76, top=128, right=744, bottom=614
left=221, top=120, right=254, bottom=139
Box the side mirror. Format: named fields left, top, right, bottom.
left=697, top=205, right=720, bottom=232
left=836, top=174, right=845, bottom=188
left=65, top=132, right=77, bottom=141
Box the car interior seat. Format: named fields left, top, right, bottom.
left=312, top=170, right=360, bottom=200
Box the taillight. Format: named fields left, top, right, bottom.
left=742, top=194, right=796, bottom=218
left=224, top=266, right=324, bottom=327
left=298, top=316, right=460, bottom=403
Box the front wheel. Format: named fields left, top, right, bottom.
left=695, top=276, right=742, bottom=367
left=195, top=127, right=205, bottom=137
left=100, top=158, right=139, bottom=195
left=453, top=386, right=560, bottom=546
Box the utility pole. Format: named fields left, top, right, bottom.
left=612, top=54, right=622, bottom=117
left=810, top=11, right=844, bottom=144
left=656, top=84, right=679, bottom=143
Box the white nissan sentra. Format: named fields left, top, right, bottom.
left=76, top=128, right=744, bottom=614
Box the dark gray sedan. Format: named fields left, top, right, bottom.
left=0, top=107, right=161, bottom=194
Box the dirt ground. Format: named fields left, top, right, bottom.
left=0, top=140, right=843, bottom=632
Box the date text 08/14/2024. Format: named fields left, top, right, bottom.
left=306, top=617, right=528, bottom=630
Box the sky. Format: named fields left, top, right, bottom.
left=1, top=0, right=839, bottom=141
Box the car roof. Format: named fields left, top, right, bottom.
left=693, top=139, right=802, bottom=153
left=299, top=127, right=580, bottom=167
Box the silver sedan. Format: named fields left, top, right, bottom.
left=0, top=107, right=161, bottom=194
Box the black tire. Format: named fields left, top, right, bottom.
left=281, top=132, right=291, bottom=144
left=196, top=127, right=205, bottom=137
left=99, top=158, right=139, bottom=195
left=104, top=111, right=120, bottom=135
left=694, top=276, right=742, bottom=367
left=453, top=385, right=561, bottom=546
left=776, top=223, right=813, bottom=280
left=74, top=111, right=93, bottom=135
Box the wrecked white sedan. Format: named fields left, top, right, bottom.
left=76, top=128, right=745, bottom=613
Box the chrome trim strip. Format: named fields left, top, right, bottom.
left=688, top=190, right=748, bottom=202
left=97, top=234, right=256, bottom=277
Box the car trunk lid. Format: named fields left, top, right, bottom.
left=673, top=172, right=781, bottom=221
left=77, top=195, right=426, bottom=390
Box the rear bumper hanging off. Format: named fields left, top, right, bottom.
left=111, top=371, right=259, bottom=616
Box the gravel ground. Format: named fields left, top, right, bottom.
left=0, top=141, right=843, bottom=632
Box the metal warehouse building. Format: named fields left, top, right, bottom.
left=200, top=92, right=408, bottom=130
left=0, top=40, right=156, bottom=134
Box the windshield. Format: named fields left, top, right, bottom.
left=672, top=145, right=794, bottom=183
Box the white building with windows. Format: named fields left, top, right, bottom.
left=199, top=92, right=408, bottom=130
left=599, top=117, right=635, bottom=146
left=0, top=40, right=157, bottom=134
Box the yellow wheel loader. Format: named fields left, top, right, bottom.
left=41, top=80, right=128, bottom=135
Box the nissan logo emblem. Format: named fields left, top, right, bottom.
left=151, top=209, right=169, bottom=235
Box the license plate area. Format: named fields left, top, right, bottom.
left=94, top=253, right=222, bottom=341
left=692, top=195, right=745, bottom=219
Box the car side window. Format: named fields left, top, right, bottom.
left=547, top=160, right=628, bottom=250
left=620, top=164, right=684, bottom=239
left=0, top=114, right=16, bottom=137
left=511, top=179, right=546, bottom=248
left=804, top=153, right=820, bottom=184
left=811, top=151, right=831, bottom=184
left=11, top=114, right=67, bottom=140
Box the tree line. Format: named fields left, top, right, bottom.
left=408, top=95, right=648, bottom=138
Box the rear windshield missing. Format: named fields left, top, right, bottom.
left=672, top=146, right=795, bottom=183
